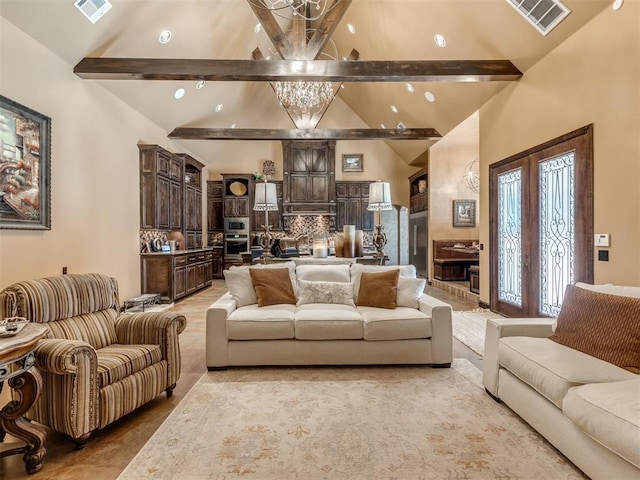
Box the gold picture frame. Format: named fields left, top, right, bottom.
left=342, top=153, right=363, bottom=172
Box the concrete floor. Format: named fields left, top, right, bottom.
left=1, top=280, right=481, bottom=479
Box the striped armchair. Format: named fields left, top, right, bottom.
left=0, top=273, right=186, bottom=448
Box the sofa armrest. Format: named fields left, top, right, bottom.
left=115, top=311, right=187, bottom=387
left=483, top=317, right=556, bottom=397
left=34, top=338, right=97, bottom=375
left=418, top=294, right=453, bottom=365
left=206, top=293, right=237, bottom=368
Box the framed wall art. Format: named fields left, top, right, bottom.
left=453, top=199, right=476, bottom=228
left=342, top=153, right=363, bottom=172
left=0, top=95, right=51, bottom=230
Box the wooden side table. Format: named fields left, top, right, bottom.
left=0, top=323, right=48, bottom=474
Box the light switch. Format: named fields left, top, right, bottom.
left=595, top=234, right=610, bottom=247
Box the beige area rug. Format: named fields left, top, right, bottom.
left=118, top=360, right=584, bottom=480
left=452, top=309, right=503, bottom=356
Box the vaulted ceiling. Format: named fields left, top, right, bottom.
left=0, top=0, right=610, bottom=165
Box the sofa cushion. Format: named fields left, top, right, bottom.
left=550, top=284, right=640, bottom=373
left=296, top=279, right=355, bottom=307
left=97, top=344, right=163, bottom=387
left=296, top=264, right=351, bottom=283
left=227, top=305, right=295, bottom=340
left=563, top=379, right=640, bottom=469
left=396, top=277, right=427, bottom=309
left=223, top=262, right=298, bottom=308
left=249, top=268, right=297, bottom=307
left=359, top=306, right=431, bottom=341
left=356, top=270, right=399, bottom=309
left=47, top=309, right=119, bottom=350
left=294, top=304, right=363, bottom=340
left=351, top=264, right=416, bottom=302
left=498, top=337, right=636, bottom=408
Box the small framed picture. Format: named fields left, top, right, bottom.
left=453, top=199, right=476, bottom=227
left=342, top=153, right=363, bottom=172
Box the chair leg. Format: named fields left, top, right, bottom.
left=166, top=384, right=176, bottom=397
left=74, top=433, right=91, bottom=450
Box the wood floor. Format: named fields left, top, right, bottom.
left=0, top=280, right=479, bottom=480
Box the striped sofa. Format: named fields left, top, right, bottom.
left=0, top=273, right=187, bottom=448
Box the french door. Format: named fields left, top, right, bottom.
left=490, top=125, right=594, bottom=317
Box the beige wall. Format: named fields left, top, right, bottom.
left=428, top=112, right=480, bottom=279
left=478, top=4, right=640, bottom=303
left=0, top=17, right=418, bottom=299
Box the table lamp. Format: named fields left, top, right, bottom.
left=367, top=181, right=393, bottom=257
left=253, top=180, right=278, bottom=250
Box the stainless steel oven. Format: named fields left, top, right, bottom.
left=224, top=233, right=250, bottom=257
left=224, top=217, right=249, bottom=234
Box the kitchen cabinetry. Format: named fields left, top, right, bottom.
left=282, top=140, right=336, bottom=230
left=178, top=154, right=205, bottom=250
left=335, top=181, right=374, bottom=231
left=222, top=174, right=252, bottom=218
left=409, top=167, right=428, bottom=214
left=139, top=145, right=183, bottom=231
left=207, top=180, right=224, bottom=238
left=211, top=246, right=224, bottom=279
left=251, top=179, right=283, bottom=232
left=140, top=248, right=213, bottom=302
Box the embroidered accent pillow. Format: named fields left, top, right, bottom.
left=356, top=269, right=400, bottom=309
left=249, top=268, right=297, bottom=307
left=396, top=277, right=427, bottom=308
left=549, top=284, right=640, bottom=373
left=296, top=280, right=355, bottom=307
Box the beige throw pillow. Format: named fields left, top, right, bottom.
left=549, top=284, right=640, bottom=373
left=249, top=268, right=297, bottom=307
left=396, top=277, right=427, bottom=308
left=356, top=270, right=400, bottom=309
left=296, top=280, right=355, bottom=307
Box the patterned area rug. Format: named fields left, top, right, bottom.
left=452, top=309, right=503, bottom=356
left=118, top=360, right=584, bottom=480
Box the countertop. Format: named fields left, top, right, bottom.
left=140, top=247, right=218, bottom=256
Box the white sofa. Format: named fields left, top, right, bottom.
left=483, top=283, right=640, bottom=480
left=206, top=262, right=453, bottom=369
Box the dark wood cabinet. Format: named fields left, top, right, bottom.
left=282, top=140, right=336, bottom=230
left=211, top=247, right=223, bottom=278
left=409, top=167, right=428, bottom=214
left=179, top=154, right=205, bottom=250
left=139, top=145, right=183, bottom=231
left=335, top=181, right=374, bottom=231
left=223, top=196, right=250, bottom=217
left=222, top=174, right=252, bottom=219
left=207, top=181, right=224, bottom=235
left=140, top=248, right=213, bottom=302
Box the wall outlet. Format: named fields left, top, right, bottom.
left=598, top=250, right=609, bottom=262
left=595, top=234, right=610, bottom=247
left=62, top=267, right=67, bottom=274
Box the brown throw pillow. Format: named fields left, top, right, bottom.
left=549, top=284, right=640, bottom=373
left=249, top=268, right=296, bottom=307
left=356, top=270, right=400, bottom=309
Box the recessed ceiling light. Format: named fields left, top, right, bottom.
left=215, top=104, right=224, bottom=112
left=390, top=105, right=399, bottom=114
left=254, top=22, right=262, bottom=33
left=230, top=123, right=237, bottom=129
left=612, top=0, right=623, bottom=10
left=424, top=91, right=435, bottom=102
left=405, top=83, right=415, bottom=93
left=380, top=123, right=386, bottom=129
left=195, top=80, right=205, bottom=90
left=159, top=30, right=172, bottom=44
left=347, top=23, right=356, bottom=34
left=340, top=84, right=345, bottom=89
left=434, top=33, right=446, bottom=48
left=174, top=88, right=185, bottom=99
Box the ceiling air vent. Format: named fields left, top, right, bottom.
left=506, top=0, right=570, bottom=36
left=397, top=122, right=406, bottom=130
left=74, top=0, right=112, bottom=24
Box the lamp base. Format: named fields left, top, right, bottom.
left=372, top=224, right=387, bottom=258
left=260, top=225, right=273, bottom=251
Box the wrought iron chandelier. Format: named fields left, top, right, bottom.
left=464, top=160, right=480, bottom=193
left=274, top=81, right=334, bottom=114
left=248, top=0, right=338, bottom=21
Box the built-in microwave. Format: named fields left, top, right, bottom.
left=225, top=234, right=250, bottom=257
left=224, top=217, right=249, bottom=234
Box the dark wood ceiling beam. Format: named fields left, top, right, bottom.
left=168, top=127, right=441, bottom=140
left=73, top=58, right=522, bottom=82
left=306, top=0, right=352, bottom=60
left=246, top=2, right=292, bottom=58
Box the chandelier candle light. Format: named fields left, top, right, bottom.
left=368, top=181, right=393, bottom=258
left=253, top=180, right=279, bottom=250
left=274, top=81, right=334, bottom=114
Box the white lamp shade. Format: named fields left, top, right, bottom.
left=253, top=182, right=279, bottom=211
left=367, top=181, right=393, bottom=211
